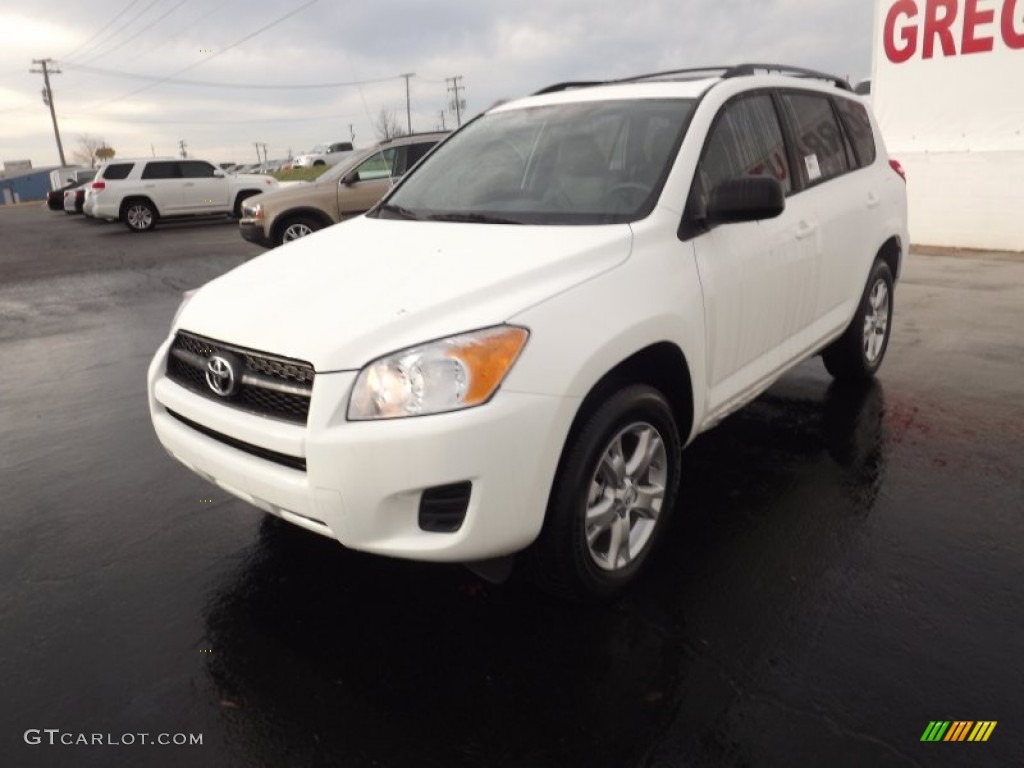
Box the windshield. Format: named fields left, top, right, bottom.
left=378, top=98, right=693, bottom=225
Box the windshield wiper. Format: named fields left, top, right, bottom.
left=376, top=203, right=421, bottom=220
left=425, top=212, right=523, bottom=225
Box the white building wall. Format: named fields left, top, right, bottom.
left=872, top=0, right=1024, bottom=250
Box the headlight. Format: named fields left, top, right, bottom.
left=348, top=326, right=529, bottom=420
left=171, top=289, right=197, bottom=327
left=244, top=203, right=263, bottom=220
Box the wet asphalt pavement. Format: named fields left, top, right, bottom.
left=1, top=204, right=1022, bottom=768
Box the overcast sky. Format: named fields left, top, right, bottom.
left=0, top=0, right=876, bottom=168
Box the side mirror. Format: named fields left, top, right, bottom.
left=342, top=171, right=359, bottom=185
left=213, top=169, right=226, bottom=178
left=706, top=177, right=784, bottom=224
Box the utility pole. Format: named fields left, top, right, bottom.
left=446, top=75, right=466, bottom=127
left=254, top=142, right=262, bottom=164
left=348, top=123, right=355, bottom=143
left=151, top=144, right=156, bottom=157
left=178, top=140, right=187, bottom=159
left=261, top=143, right=268, bottom=165
left=399, top=72, right=415, bottom=134
left=30, top=59, right=66, bottom=166
left=439, top=110, right=446, bottom=131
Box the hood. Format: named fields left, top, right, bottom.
left=233, top=173, right=278, bottom=186
left=177, top=216, right=632, bottom=371
left=244, top=177, right=333, bottom=208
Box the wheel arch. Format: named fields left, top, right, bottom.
left=270, top=207, right=334, bottom=243
left=545, top=341, right=695, bottom=512
left=119, top=195, right=160, bottom=218
left=877, top=235, right=902, bottom=282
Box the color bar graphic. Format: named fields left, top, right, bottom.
left=921, top=721, right=996, bottom=742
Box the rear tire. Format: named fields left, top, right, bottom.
left=122, top=199, right=157, bottom=232
left=823, top=259, right=894, bottom=382
left=526, top=384, right=681, bottom=602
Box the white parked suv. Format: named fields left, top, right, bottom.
left=148, top=64, right=907, bottom=600
left=87, top=157, right=278, bottom=231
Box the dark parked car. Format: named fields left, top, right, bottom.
left=47, top=170, right=96, bottom=210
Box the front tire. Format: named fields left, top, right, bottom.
left=527, top=384, right=681, bottom=601
left=823, top=259, right=894, bottom=382
left=277, top=215, right=322, bottom=245
left=122, top=199, right=157, bottom=232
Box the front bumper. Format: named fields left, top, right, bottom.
left=239, top=220, right=273, bottom=248
left=147, top=336, right=575, bottom=562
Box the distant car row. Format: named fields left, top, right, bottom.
left=50, top=157, right=278, bottom=231
left=48, top=134, right=448, bottom=243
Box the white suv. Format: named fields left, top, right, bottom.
left=87, top=158, right=278, bottom=231
left=147, top=64, right=907, bottom=599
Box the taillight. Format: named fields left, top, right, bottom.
left=888, top=159, right=906, bottom=182
left=91, top=181, right=105, bottom=190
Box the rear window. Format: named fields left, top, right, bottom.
left=101, top=163, right=134, bottom=180
left=834, top=97, right=877, bottom=168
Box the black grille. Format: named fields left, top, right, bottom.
left=167, top=409, right=307, bottom=472
left=166, top=331, right=314, bottom=424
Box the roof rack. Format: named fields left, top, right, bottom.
left=722, top=63, right=852, bottom=91
left=532, top=63, right=851, bottom=96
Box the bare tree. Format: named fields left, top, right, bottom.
left=374, top=109, right=407, bottom=141
left=71, top=134, right=111, bottom=168
left=95, top=146, right=116, bottom=162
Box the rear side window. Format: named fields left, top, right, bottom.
left=833, top=97, right=877, bottom=168
left=698, top=93, right=792, bottom=198
left=779, top=93, right=850, bottom=185
left=101, top=163, right=134, bottom=180
left=142, top=162, right=180, bottom=180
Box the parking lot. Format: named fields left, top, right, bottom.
left=1, top=203, right=1022, bottom=767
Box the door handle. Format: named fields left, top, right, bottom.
left=795, top=221, right=816, bottom=240
left=144, top=184, right=155, bottom=189
left=183, top=182, right=195, bottom=187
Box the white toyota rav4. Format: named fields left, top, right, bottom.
left=148, top=64, right=908, bottom=600
left=88, top=157, right=278, bottom=231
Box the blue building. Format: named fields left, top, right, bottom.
left=0, top=167, right=59, bottom=205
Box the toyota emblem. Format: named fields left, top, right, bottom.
left=205, top=354, right=239, bottom=397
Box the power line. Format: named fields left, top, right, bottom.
left=65, top=0, right=163, bottom=64
left=59, top=0, right=141, bottom=61
left=77, top=0, right=189, bottom=66
left=29, top=59, right=67, bottom=166
left=121, top=0, right=236, bottom=65
left=59, top=61, right=399, bottom=90
left=70, top=0, right=320, bottom=114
